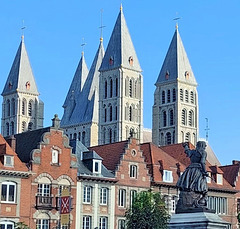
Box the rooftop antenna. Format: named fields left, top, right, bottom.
left=21, top=20, right=26, bottom=40
left=99, top=9, right=106, bottom=41
left=81, top=37, right=87, bottom=56
left=205, top=118, right=210, bottom=142
left=173, top=12, right=181, bottom=29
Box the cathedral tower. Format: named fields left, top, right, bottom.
left=98, top=6, right=143, bottom=144
left=152, top=26, right=198, bottom=146
left=1, top=36, right=44, bottom=137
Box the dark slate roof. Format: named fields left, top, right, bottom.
left=82, top=151, right=103, bottom=160
left=99, top=8, right=141, bottom=72
left=2, top=37, right=39, bottom=96
left=61, top=41, right=104, bottom=126
left=14, top=127, right=50, bottom=163
left=62, top=53, right=88, bottom=108
left=155, top=28, right=197, bottom=86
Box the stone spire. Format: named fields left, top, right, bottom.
left=155, top=27, right=197, bottom=86
left=99, top=7, right=141, bottom=72
left=62, top=52, right=88, bottom=108
left=2, top=36, right=39, bottom=96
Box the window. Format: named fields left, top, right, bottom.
left=1, top=181, right=16, bottom=203
left=6, top=123, right=9, bottom=136
left=109, top=129, right=112, bottom=143
left=74, top=133, right=77, bottom=139
left=0, top=221, right=14, bottom=229
left=169, top=109, right=174, bottom=126
left=172, top=88, right=176, bottom=102
left=99, top=217, right=108, bottom=229
left=185, top=132, right=190, bottom=142
left=207, top=172, right=211, bottom=183
left=51, top=149, right=59, bottom=164
left=115, top=78, right=118, bottom=96
left=188, top=110, right=193, bottom=127
left=130, top=190, right=137, bottom=207
left=100, top=187, right=108, bottom=205
left=7, top=100, right=10, bottom=116
left=10, top=121, right=14, bottom=135
left=190, top=91, right=194, bottom=104
left=118, top=189, right=126, bottom=207
left=180, top=89, right=183, bottom=101
left=166, top=132, right=171, bottom=145
left=22, top=121, right=26, bottom=132
left=207, top=196, right=227, bottom=215
left=28, top=101, right=32, bottom=116
left=115, top=106, right=118, bottom=120
left=170, top=196, right=177, bottom=213
left=167, top=89, right=171, bottom=103
left=11, top=98, right=15, bottom=116
left=110, top=79, right=113, bottom=98
left=82, top=131, right=86, bottom=146
left=129, top=106, right=132, bottom=121
left=162, top=91, right=165, bottom=104
left=36, top=219, right=49, bottom=229
left=82, top=216, right=91, bottom=229
left=217, top=174, right=223, bottom=185
left=185, top=90, right=189, bottom=102
left=163, top=111, right=167, bottom=127
left=129, top=79, right=133, bottom=97
left=38, top=184, right=51, bottom=197
left=110, top=106, right=113, bottom=121
left=130, top=165, right=137, bottom=178
left=4, top=155, right=14, bottom=167
left=118, top=219, right=125, bottom=229
left=28, top=122, right=33, bottom=131
left=181, top=109, right=186, bottom=125
left=83, top=186, right=92, bottom=204
left=104, top=108, right=107, bottom=122
left=104, top=80, right=107, bottom=98
left=22, top=99, right=26, bottom=115
left=163, top=170, right=173, bottom=182
left=93, top=160, right=101, bottom=174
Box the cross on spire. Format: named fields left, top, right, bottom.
left=99, top=9, right=106, bottom=41
left=173, top=13, right=181, bottom=29
left=21, top=20, right=26, bottom=40
left=81, top=38, right=87, bottom=56
left=205, top=118, right=210, bottom=142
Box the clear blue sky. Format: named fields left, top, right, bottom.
left=0, top=1, right=239, bottom=165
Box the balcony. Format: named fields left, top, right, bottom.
left=36, top=195, right=53, bottom=210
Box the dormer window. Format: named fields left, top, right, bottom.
left=93, top=159, right=101, bottom=174
left=207, top=172, right=211, bottom=183
left=4, top=155, right=14, bottom=167
left=217, top=174, right=223, bottom=185
left=163, top=170, right=173, bottom=183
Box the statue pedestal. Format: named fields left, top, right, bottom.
left=169, top=212, right=230, bottom=229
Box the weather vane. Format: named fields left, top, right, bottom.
left=99, top=9, right=106, bottom=41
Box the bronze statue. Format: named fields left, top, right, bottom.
left=176, top=141, right=211, bottom=213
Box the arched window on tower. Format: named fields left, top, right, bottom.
left=129, top=106, right=133, bottom=121
left=166, top=132, right=171, bottom=145
left=10, top=121, right=14, bottom=135
left=188, top=110, right=194, bottom=127
left=181, top=109, right=187, bottom=125
left=169, top=109, right=174, bottom=126
left=130, top=128, right=134, bottom=138
left=185, top=132, right=190, bottom=142
left=7, top=100, right=10, bottom=117
left=28, top=122, right=33, bottom=131
left=11, top=99, right=15, bottom=116
left=109, top=128, right=112, bottom=143
left=22, top=99, right=26, bottom=115
left=172, top=88, right=176, bottom=102
left=163, top=111, right=167, bottom=127
left=190, top=91, right=194, bottom=104
left=185, top=90, right=189, bottom=103
left=78, top=132, right=81, bottom=141
left=180, top=89, right=183, bottom=101
left=115, top=78, right=118, bottom=96
left=6, top=123, right=9, bottom=136
left=167, top=90, right=171, bottom=103
left=115, top=106, right=118, bottom=120
left=82, top=131, right=86, bottom=146
left=129, top=79, right=133, bottom=97
left=104, top=80, right=107, bottom=99
left=104, top=108, right=107, bottom=122
left=181, top=131, right=184, bottom=142
left=22, top=121, right=26, bottom=132
left=28, top=101, right=33, bottom=116
left=73, top=133, right=77, bottom=139
left=103, top=128, right=106, bottom=144
left=110, top=105, right=113, bottom=122
left=110, top=79, right=113, bottom=98
left=162, top=91, right=165, bottom=104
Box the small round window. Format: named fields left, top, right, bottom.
left=131, top=149, right=137, bottom=157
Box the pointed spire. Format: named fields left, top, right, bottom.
left=62, top=52, right=89, bottom=108
left=155, top=28, right=197, bottom=85
left=99, top=6, right=141, bottom=72
left=2, top=37, right=39, bottom=96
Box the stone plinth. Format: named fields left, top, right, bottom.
left=169, top=212, right=230, bottom=229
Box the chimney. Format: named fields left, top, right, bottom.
left=52, top=114, right=60, bottom=129
left=5, top=135, right=16, bottom=152
left=232, top=160, right=240, bottom=165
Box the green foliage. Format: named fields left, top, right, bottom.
left=15, top=222, right=30, bottom=229
left=125, top=190, right=170, bottom=229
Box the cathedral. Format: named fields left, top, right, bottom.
left=1, top=7, right=198, bottom=148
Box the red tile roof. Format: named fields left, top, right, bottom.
left=220, top=163, right=240, bottom=187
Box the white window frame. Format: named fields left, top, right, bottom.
left=163, top=170, right=173, bottom=183
left=82, top=216, right=91, bottom=229
left=83, top=186, right=92, bottom=204
left=207, top=172, right=211, bottom=183
left=38, top=184, right=51, bottom=197
left=99, top=217, right=108, bottom=229
left=36, top=219, right=49, bottom=229
left=130, top=165, right=137, bottom=179
left=100, top=187, right=108, bottom=205
left=118, top=219, right=125, bottom=229
left=217, top=174, right=223, bottom=185
left=4, top=155, right=14, bottom=167
left=93, top=159, right=101, bottom=174
left=0, top=221, right=14, bottom=229
left=1, top=181, right=16, bottom=203
left=118, top=189, right=126, bottom=207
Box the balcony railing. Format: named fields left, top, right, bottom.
left=36, top=195, right=53, bottom=210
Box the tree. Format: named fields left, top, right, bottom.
left=15, top=222, right=30, bottom=229
left=125, top=190, right=170, bottom=229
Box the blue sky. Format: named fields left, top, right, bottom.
left=0, top=1, right=239, bottom=165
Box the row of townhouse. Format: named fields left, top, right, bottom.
left=0, top=115, right=240, bottom=229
